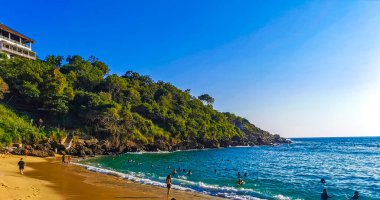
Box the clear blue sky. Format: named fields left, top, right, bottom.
left=2, top=0, right=380, bottom=138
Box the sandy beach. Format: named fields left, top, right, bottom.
left=0, top=155, right=222, bottom=200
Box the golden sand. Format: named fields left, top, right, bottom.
left=0, top=155, right=222, bottom=200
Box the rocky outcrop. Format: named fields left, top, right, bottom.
left=10, top=130, right=289, bottom=157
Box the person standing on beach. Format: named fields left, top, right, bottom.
left=67, top=156, right=72, bottom=164
left=18, top=158, right=25, bottom=175
left=166, top=175, right=172, bottom=199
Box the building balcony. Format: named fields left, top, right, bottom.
left=0, top=34, right=32, bottom=50
left=0, top=41, right=36, bottom=60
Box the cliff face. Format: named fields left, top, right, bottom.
left=0, top=56, right=289, bottom=156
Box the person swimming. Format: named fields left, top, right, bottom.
left=172, top=169, right=177, bottom=174
left=214, top=169, right=217, bottom=173
left=237, top=172, right=241, bottom=178
left=236, top=178, right=245, bottom=185
left=320, top=178, right=326, bottom=184
left=244, top=172, right=248, bottom=177
left=183, top=169, right=186, bottom=172
left=321, top=189, right=335, bottom=200
left=351, top=191, right=359, bottom=200
left=187, top=170, right=192, bottom=175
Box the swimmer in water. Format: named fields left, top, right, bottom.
left=244, top=172, right=248, bottom=177
left=351, top=191, right=359, bottom=200
left=238, top=172, right=241, bottom=178
left=187, top=170, right=192, bottom=175
left=320, top=178, right=326, bottom=184
left=321, top=189, right=335, bottom=200
left=236, top=178, right=244, bottom=185
left=172, top=169, right=177, bottom=174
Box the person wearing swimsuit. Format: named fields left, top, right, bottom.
left=166, top=175, right=172, bottom=199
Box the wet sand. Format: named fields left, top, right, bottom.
left=1, top=155, right=223, bottom=200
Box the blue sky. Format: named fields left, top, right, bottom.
left=2, top=0, right=380, bottom=137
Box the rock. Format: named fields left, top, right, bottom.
left=30, top=149, right=54, bottom=157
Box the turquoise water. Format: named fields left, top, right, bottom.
left=79, top=137, right=380, bottom=199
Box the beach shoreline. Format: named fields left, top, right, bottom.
left=0, top=155, right=223, bottom=200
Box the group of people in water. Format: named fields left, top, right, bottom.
left=170, top=167, right=192, bottom=176
left=236, top=171, right=248, bottom=185
left=166, top=170, right=361, bottom=199
left=320, top=179, right=360, bottom=200
left=321, top=188, right=359, bottom=200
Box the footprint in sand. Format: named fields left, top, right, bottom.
left=1, top=182, right=8, bottom=188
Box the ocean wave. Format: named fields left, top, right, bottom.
left=273, top=194, right=291, bottom=200
left=230, top=146, right=254, bottom=148
left=127, top=150, right=171, bottom=154
left=73, top=162, right=193, bottom=191
left=73, top=162, right=268, bottom=200
left=216, top=193, right=265, bottom=200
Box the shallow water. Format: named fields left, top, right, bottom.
left=79, top=137, right=380, bottom=200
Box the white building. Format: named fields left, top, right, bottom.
left=0, top=23, right=36, bottom=60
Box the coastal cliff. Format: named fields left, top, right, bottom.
left=0, top=55, right=289, bottom=156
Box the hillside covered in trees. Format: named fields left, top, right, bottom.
left=0, top=55, right=289, bottom=155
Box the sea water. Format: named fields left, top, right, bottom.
left=78, top=137, right=380, bottom=200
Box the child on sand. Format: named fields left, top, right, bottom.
left=18, top=158, right=25, bottom=175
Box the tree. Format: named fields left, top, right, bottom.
left=0, top=54, right=285, bottom=148
left=0, top=77, right=9, bottom=99
left=0, top=53, right=8, bottom=60
left=61, top=55, right=104, bottom=91
left=40, top=68, right=74, bottom=114
left=45, top=55, right=64, bottom=67
left=198, top=93, right=215, bottom=106
left=102, top=74, right=128, bottom=101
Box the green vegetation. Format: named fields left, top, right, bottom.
left=0, top=103, right=44, bottom=145
left=0, top=55, right=287, bottom=150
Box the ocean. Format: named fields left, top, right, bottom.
left=78, top=137, right=380, bottom=200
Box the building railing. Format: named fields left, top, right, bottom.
left=0, top=34, right=31, bottom=49
left=0, top=43, right=36, bottom=60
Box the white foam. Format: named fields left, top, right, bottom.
left=73, top=162, right=273, bottom=200
left=217, top=193, right=265, bottom=200
left=73, top=162, right=193, bottom=191
left=273, top=194, right=302, bottom=200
